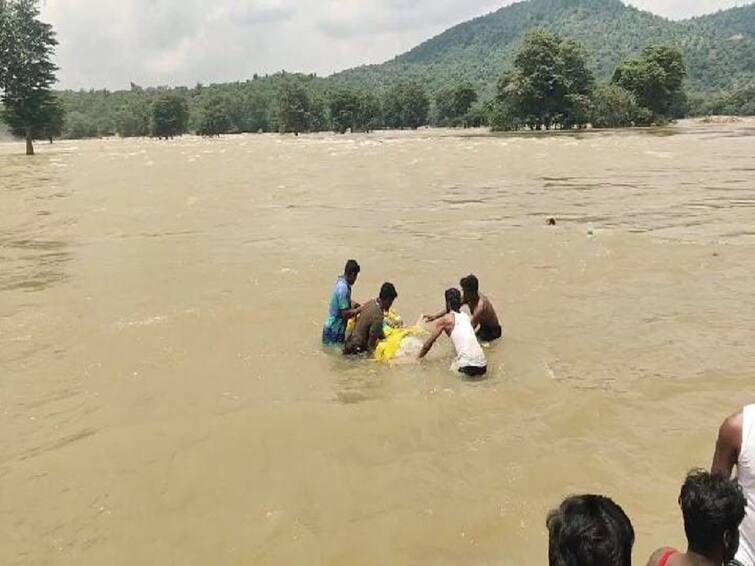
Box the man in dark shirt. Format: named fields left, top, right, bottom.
left=343, top=282, right=398, bottom=356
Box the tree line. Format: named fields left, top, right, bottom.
left=1, top=1, right=754, bottom=155
left=489, top=30, right=688, bottom=131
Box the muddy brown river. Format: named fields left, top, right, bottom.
left=1, top=122, right=754, bottom=565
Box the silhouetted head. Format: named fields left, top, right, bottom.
left=547, top=494, right=634, bottom=566
left=445, top=288, right=463, bottom=313
left=344, top=259, right=360, bottom=286
left=379, top=282, right=398, bottom=310
left=680, top=470, right=746, bottom=562
left=460, top=275, right=479, bottom=302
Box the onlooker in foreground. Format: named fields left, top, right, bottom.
left=418, top=288, right=487, bottom=377
left=712, top=405, right=755, bottom=566
left=646, top=470, right=746, bottom=566
left=322, top=259, right=361, bottom=345
left=343, top=282, right=398, bottom=356
left=547, top=494, right=634, bottom=566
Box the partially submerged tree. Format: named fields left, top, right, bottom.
left=0, top=0, right=60, bottom=155
left=612, top=45, right=687, bottom=120
left=151, top=93, right=189, bottom=139
left=494, top=29, right=594, bottom=131
left=435, top=83, right=478, bottom=127
left=383, top=81, right=429, bottom=129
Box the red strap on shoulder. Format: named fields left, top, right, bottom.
left=659, top=549, right=677, bottom=566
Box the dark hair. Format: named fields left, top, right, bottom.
left=445, top=288, right=462, bottom=312
left=460, top=274, right=479, bottom=294
left=379, top=282, right=398, bottom=301
left=680, top=470, right=746, bottom=557
left=344, top=260, right=361, bottom=278
left=547, top=495, right=634, bottom=566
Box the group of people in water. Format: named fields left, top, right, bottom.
left=321, top=260, right=755, bottom=566
left=321, top=259, right=502, bottom=376
left=547, top=405, right=755, bottom=566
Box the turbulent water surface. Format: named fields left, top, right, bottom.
left=2, top=122, right=754, bottom=565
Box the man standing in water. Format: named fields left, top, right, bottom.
left=343, top=283, right=398, bottom=356
left=322, top=260, right=361, bottom=345
left=424, top=275, right=502, bottom=342
left=712, top=405, right=755, bottom=566
left=419, top=288, right=487, bottom=377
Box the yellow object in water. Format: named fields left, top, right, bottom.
left=374, top=325, right=427, bottom=362
left=346, top=310, right=425, bottom=361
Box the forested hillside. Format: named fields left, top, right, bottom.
left=333, top=0, right=755, bottom=96
left=6, top=0, right=752, bottom=142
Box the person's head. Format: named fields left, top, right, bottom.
left=547, top=494, right=634, bottom=566
left=679, top=470, right=746, bottom=562
left=460, top=275, right=479, bottom=301
left=344, top=259, right=360, bottom=286
left=379, top=282, right=398, bottom=310
left=445, top=288, right=463, bottom=313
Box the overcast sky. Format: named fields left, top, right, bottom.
left=41, top=0, right=750, bottom=90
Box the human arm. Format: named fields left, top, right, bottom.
left=712, top=411, right=743, bottom=477
left=470, top=300, right=485, bottom=329
left=418, top=317, right=451, bottom=359
left=423, top=309, right=447, bottom=323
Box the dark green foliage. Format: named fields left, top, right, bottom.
left=116, top=99, right=150, bottom=138
left=612, top=46, right=686, bottom=119
left=383, top=81, right=430, bottom=129
left=3, top=93, right=64, bottom=141
left=0, top=0, right=59, bottom=154
left=195, top=93, right=233, bottom=136
left=689, top=84, right=755, bottom=116
left=151, top=93, right=189, bottom=138
left=493, top=30, right=594, bottom=130
left=589, top=85, right=652, bottom=128
left=435, top=83, right=478, bottom=126
left=333, top=0, right=755, bottom=99
left=7, top=0, right=752, bottom=141
left=63, top=111, right=98, bottom=139
left=328, top=86, right=381, bottom=133
left=276, top=76, right=327, bottom=133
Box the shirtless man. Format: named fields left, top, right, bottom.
left=425, top=274, right=502, bottom=342
left=419, top=288, right=487, bottom=377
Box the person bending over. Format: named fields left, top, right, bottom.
left=424, top=275, right=502, bottom=342
left=322, top=259, right=361, bottom=345
left=418, top=288, right=487, bottom=377
left=547, top=494, right=634, bottom=566
left=343, top=283, right=398, bottom=356
left=712, top=405, right=755, bottom=566
left=646, top=470, right=746, bottom=566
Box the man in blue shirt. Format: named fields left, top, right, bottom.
left=322, top=259, right=361, bottom=345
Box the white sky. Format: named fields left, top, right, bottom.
left=40, top=0, right=751, bottom=90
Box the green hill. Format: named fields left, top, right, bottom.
left=332, top=0, right=755, bottom=96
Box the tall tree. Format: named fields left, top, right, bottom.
left=496, top=29, right=594, bottom=130
left=116, top=98, right=151, bottom=138
left=612, top=46, right=687, bottom=119
left=151, top=93, right=189, bottom=139
left=195, top=93, right=233, bottom=137
left=276, top=79, right=310, bottom=134
left=435, top=83, right=478, bottom=127
left=0, top=0, right=59, bottom=155
left=383, top=81, right=429, bottom=130
left=328, top=87, right=381, bottom=133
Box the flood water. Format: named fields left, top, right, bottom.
left=2, top=121, right=754, bottom=565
